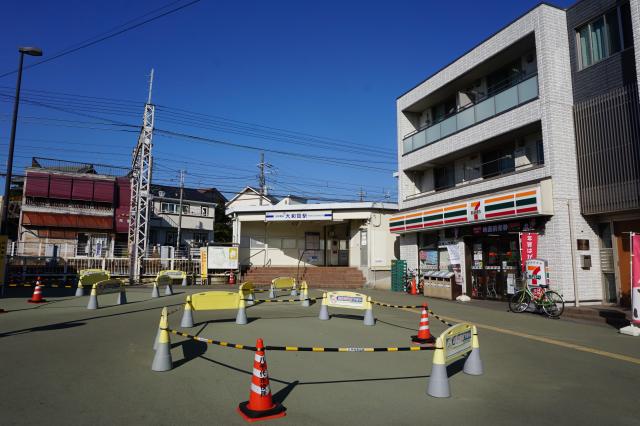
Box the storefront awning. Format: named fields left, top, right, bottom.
left=390, top=181, right=553, bottom=234
left=22, top=212, right=113, bottom=230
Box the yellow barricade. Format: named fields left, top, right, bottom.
left=239, top=281, right=255, bottom=303
left=95, top=278, right=126, bottom=294
left=156, top=270, right=187, bottom=285
left=78, top=269, right=110, bottom=288
left=324, top=291, right=371, bottom=310
left=427, top=322, right=481, bottom=398
left=271, top=277, right=296, bottom=290
left=190, top=291, right=240, bottom=311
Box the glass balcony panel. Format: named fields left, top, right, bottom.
left=441, top=115, right=457, bottom=138
left=403, top=137, right=413, bottom=154
left=426, top=123, right=441, bottom=144
left=475, top=97, right=495, bottom=122
left=518, top=75, right=538, bottom=103
left=495, top=85, right=518, bottom=114
left=412, top=129, right=427, bottom=150
left=457, top=106, right=475, bottom=130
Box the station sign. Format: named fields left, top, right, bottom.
left=265, top=210, right=332, bottom=222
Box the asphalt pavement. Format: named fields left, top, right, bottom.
left=1, top=285, right=639, bottom=425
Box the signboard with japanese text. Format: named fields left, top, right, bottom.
left=442, top=323, right=473, bottom=363
left=265, top=210, right=332, bottom=222
left=325, top=291, right=368, bottom=310
left=200, top=247, right=208, bottom=281
left=206, top=246, right=239, bottom=270
left=520, top=232, right=538, bottom=272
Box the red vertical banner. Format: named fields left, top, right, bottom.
left=632, top=233, right=640, bottom=325
left=520, top=232, right=538, bottom=272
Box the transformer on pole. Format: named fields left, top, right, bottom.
left=129, top=70, right=155, bottom=283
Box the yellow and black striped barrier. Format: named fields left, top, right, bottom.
left=7, top=283, right=74, bottom=289
left=241, top=297, right=322, bottom=303
left=164, top=328, right=435, bottom=352
left=370, top=300, right=454, bottom=327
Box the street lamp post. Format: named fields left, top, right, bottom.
left=1, top=46, right=42, bottom=236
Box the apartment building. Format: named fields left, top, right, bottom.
left=393, top=3, right=603, bottom=305
left=148, top=184, right=225, bottom=251
left=567, top=0, right=640, bottom=306
left=18, top=158, right=130, bottom=257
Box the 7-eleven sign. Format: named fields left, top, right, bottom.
left=467, top=200, right=484, bottom=222
left=525, top=259, right=548, bottom=287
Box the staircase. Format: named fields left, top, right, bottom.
left=242, top=266, right=366, bottom=289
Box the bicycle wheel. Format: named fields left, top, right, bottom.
left=509, top=290, right=531, bottom=313
left=541, top=290, right=565, bottom=318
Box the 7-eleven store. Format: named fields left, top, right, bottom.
left=391, top=180, right=558, bottom=301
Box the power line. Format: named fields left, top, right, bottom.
left=0, top=0, right=202, bottom=79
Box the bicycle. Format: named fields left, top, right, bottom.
left=509, top=284, right=565, bottom=318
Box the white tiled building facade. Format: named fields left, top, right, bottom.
left=395, top=4, right=603, bottom=304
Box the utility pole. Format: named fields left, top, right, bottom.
left=128, top=69, right=155, bottom=284
left=258, top=153, right=265, bottom=205
left=359, top=187, right=366, bottom=202
left=176, top=169, right=185, bottom=254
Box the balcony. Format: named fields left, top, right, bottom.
left=403, top=74, right=539, bottom=155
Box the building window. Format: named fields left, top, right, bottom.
left=166, top=232, right=177, bottom=245
left=193, top=232, right=208, bottom=244
left=434, top=165, right=455, bottom=191
left=161, top=202, right=176, bottom=213
left=576, top=4, right=633, bottom=70
left=201, top=206, right=208, bottom=217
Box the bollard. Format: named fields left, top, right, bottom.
left=117, top=286, right=127, bottom=305
left=427, top=336, right=450, bottom=398
left=318, top=293, right=330, bottom=320
left=181, top=276, right=187, bottom=287
left=164, top=283, right=173, bottom=296
left=180, top=295, right=195, bottom=328
left=300, top=281, right=310, bottom=307
left=363, top=296, right=375, bottom=326
left=87, top=284, right=99, bottom=310
left=152, top=307, right=173, bottom=372
left=235, top=297, right=248, bottom=325
left=463, top=326, right=483, bottom=375
left=151, top=282, right=160, bottom=298
left=268, top=285, right=275, bottom=299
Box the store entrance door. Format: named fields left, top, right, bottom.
left=469, top=234, right=521, bottom=300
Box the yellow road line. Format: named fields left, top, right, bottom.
left=400, top=308, right=640, bottom=366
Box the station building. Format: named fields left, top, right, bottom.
left=394, top=3, right=607, bottom=304
left=226, top=187, right=398, bottom=288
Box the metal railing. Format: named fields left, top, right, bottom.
left=403, top=74, right=539, bottom=154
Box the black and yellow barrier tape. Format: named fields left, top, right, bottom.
left=7, top=283, right=74, bottom=288
left=370, top=300, right=454, bottom=327
left=242, top=297, right=322, bottom=303
left=164, top=328, right=435, bottom=352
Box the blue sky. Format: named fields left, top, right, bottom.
left=0, top=0, right=574, bottom=202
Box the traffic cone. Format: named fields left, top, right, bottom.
left=237, top=338, right=286, bottom=422
left=363, top=296, right=375, bottom=326
left=181, top=276, right=187, bottom=287
left=427, top=336, right=450, bottom=398
left=412, top=304, right=435, bottom=344
left=463, top=325, right=483, bottom=376
left=27, top=278, right=47, bottom=303
left=410, top=278, right=417, bottom=295
left=75, top=279, right=84, bottom=297
left=236, top=297, right=248, bottom=325
left=117, top=287, right=127, bottom=305
left=290, top=282, right=298, bottom=297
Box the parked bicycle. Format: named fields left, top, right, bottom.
left=509, top=284, right=565, bottom=318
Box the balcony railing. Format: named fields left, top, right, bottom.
left=403, top=74, right=539, bottom=154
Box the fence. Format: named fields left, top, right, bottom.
left=6, top=255, right=201, bottom=282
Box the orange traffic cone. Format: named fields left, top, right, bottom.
left=410, top=277, right=417, bottom=295
left=237, top=338, right=286, bottom=422
left=411, top=304, right=434, bottom=344
left=28, top=277, right=47, bottom=304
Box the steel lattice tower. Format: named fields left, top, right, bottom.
left=129, top=70, right=155, bottom=283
